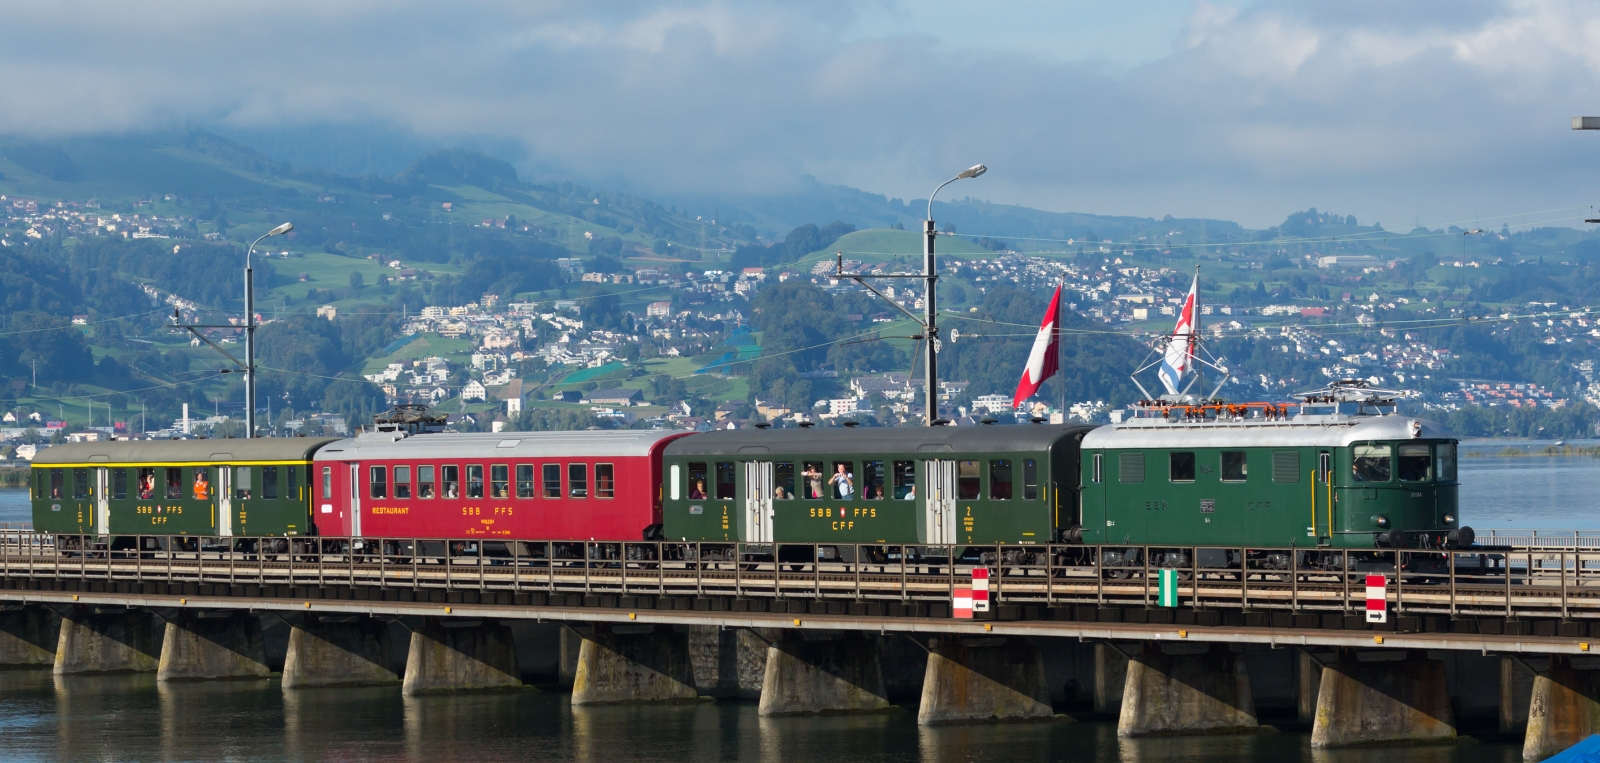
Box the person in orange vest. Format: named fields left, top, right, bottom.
left=192, top=469, right=211, bottom=500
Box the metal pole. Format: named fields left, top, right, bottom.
left=923, top=219, right=939, bottom=425
left=245, top=262, right=255, bottom=437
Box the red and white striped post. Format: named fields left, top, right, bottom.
left=1365, top=574, right=1388, bottom=623
left=953, top=588, right=973, bottom=619
left=972, top=568, right=990, bottom=613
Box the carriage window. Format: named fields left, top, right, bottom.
left=1023, top=459, right=1039, bottom=501
left=288, top=466, right=298, bottom=499
left=321, top=466, right=332, bottom=500
left=264, top=466, right=279, bottom=500
left=73, top=468, right=89, bottom=500
left=418, top=465, right=435, bottom=499
left=542, top=464, right=561, bottom=498
left=1353, top=445, right=1391, bottom=483
left=716, top=462, right=737, bottom=500
left=235, top=467, right=253, bottom=500
left=1271, top=451, right=1300, bottom=483
left=800, top=462, right=825, bottom=500
left=1169, top=452, right=1196, bottom=482
left=516, top=465, right=535, bottom=498
left=1091, top=454, right=1103, bottom=484
left=1221, top=451, right=1247, bottom=482
left=112, top=469, right=127, bottom=500
left=442, top=465, right=460, bottom=498
left=166, top=467, right=183, bottom=500
left=49, top=469, right=65, bottom=500
left=989, top=460, right=1013, bottom=500
left=491, top=464, right=509, bottom=498
left=957, top=460, right=981, bottom=500
left=136, top=467, right=155, bottom=499
left=894, top=461, right=916, bottom=500
left=669, top=464, right=681, bottom=501
left=830, top=461, right=855, bottom=500
left=569, top=463, right=588, bottom=498
left=596, top=463, right=615, bottom=498
left=771, top=462, right=795, bottom=500
left=466, top=465, right=484, bottom=499
left=687, top=462, right=708, bottom=500
left=863, top=461, right=885, bottom=500
left=191, top=468, right=210, bottom=500
left=1397, top=444, right=1432, bottom=482
left=369, top=466, right=387, bottom=499
left=1436, top=443, right=1457, bottom=482
left=391, top=466, right=408, bottom=499
left=1119, top=452, right=1145, bottom=483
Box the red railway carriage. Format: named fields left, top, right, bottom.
left=311, top=430, right=693, bottom=540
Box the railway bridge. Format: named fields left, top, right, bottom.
left=6, top=533, right=1600, bottom=758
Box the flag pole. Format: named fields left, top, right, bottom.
left=1058, top=277, right=1066, bottom=422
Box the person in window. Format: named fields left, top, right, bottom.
left=689, top=480, right=707, bottom=500
left=773, top=486, right=788, bottom=500
left=138, top=474, right=154, bottom=500
left=802, top=464, right=823, bottom=499
left=50, top=484, right=62, bottom=499
left=830, top=463, right=854, bottom=499
left=193, top=470, right=211, bottom=500
left=446, top=482, right=459, bottom=499
left=872, top=485, right=885, bottom=500
left=904, top=485, right=915, bottom=500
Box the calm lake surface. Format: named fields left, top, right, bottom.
left=0, top=446, right=1592, bottom=760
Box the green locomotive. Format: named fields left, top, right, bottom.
left=30, top=438, right=336, bottom=540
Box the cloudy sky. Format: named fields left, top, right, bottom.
left=4, top=0, right=1600, bottom=228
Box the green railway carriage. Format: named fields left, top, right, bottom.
left=30, top=439, right=338, bottom=538
left=1078, top=408, right=1465, bottom=552
left=661, top=424, right=1097, bottom=546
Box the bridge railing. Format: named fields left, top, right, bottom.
left=0, top=533, right=1597, bottom=619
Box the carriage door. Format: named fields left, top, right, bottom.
left=349, top=463, right=363, bottom=536
left=924, top=460, right=957, bottom=544
left=1315, top=451, right=1332, bottom=544
left=216, top=466, right=233, bottom=537
left=93, top=468, right=110, bottom=535
left=743, top=461, right=774, bottom=543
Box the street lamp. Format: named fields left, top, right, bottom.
left=920, top=165, right=985, bottom=425
left=244, top=222, right=293, bottom=437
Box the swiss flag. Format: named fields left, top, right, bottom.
left=1013, top=285, right=1062, bottom=409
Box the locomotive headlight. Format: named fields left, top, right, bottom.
left=1372, top=514, right=1390, bottom=528
left=1442, top=514, right=1456, bottom=525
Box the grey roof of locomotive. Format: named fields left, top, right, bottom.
left=663, top=424, right=1097, bottom=457
left=1079, top=414, right=1453, bottom=450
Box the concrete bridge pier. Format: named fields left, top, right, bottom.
left=1310, top=649, right=1455, bottom=748
left=758, top=630, right=890, bottom=716
left=570, top=623, right=699, bottom=704
left=1522, top=656, right=1600, bottom=761
left=1095, top=642, right=1131, bottom=718
left=281, top=615, right=400, bottom=689
left=1503, top=656, right=1537, bottom=736
left=916, top=636, right=1053, bottom=725
left=1117, top=642, right=1258, bottom=737
left=0, top=606, right=57, bottom=668
left=156, top=612, right=269, bottom=681
left=688, top=625, right=770, bottom=700
left=402, top=618, right=521, bottom=695
left=54, top=606, right=160, bottom=675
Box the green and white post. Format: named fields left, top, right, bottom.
left=1158, top=568, right=1179, bottom=608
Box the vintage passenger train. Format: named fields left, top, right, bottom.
left=30, top=382, right=1473, bottom=553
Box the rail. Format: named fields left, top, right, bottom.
left=4, top=533, right=1600, bottom=620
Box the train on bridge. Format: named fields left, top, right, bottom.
left=27, top=382, right=1471, bottom=558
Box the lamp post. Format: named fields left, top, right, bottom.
left=921, top=164, right=986, bottom=425
left=244, top=222, right=293, bottom=438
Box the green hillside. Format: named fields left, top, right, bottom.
left=802, top=228, right=993, bottom=267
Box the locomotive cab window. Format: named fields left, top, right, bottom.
left=1436, top=443, right=1457, bottom=482
left=467, top=465, right=485, bottom=499
left=112, top=469, right=127, bottom=500
left=687, top=463, right=708, bottom=500
left=569, top=463, right=588, bottom=498
left=1352, top=445, right=1391, bottom=483
left=863, top=461, right=885, bottom=500
left=957, top=461, right=981, bottom=500
left=716, top=462, right=737, bottom=500
left=596, top=464, right=615, bottom=499
left=391, top=466, right=408, bottom=499
left=542, top=464, right=562, bottom=498
left=442, top=465, right=460, bottom=499
left=491, top=464, right=509, bottom=498
left=418, top=465, right=435, bottom=499
left=1397, top=444, right=1431, bottom=482
left=774, top=462, right=795, bottom=500
left=801, top=462, right=824, bottom=500
left=369, top=466, right=387, bottom=499
left=1169, top=452, right=1196, bottom=483
left=516, top=465, right=535, bottom=499
left=893, top=461, right=916, bottom=500
left=989, top=460, right=1012, bottom=500
left=1221, top=451, right=1247, bottom=482
left=235, top=467, right=253, bottom=500
left=1023, top=459, right=1039, bottom=500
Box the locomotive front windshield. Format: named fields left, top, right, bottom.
left=1353, top=441, right=1456, bottom=484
